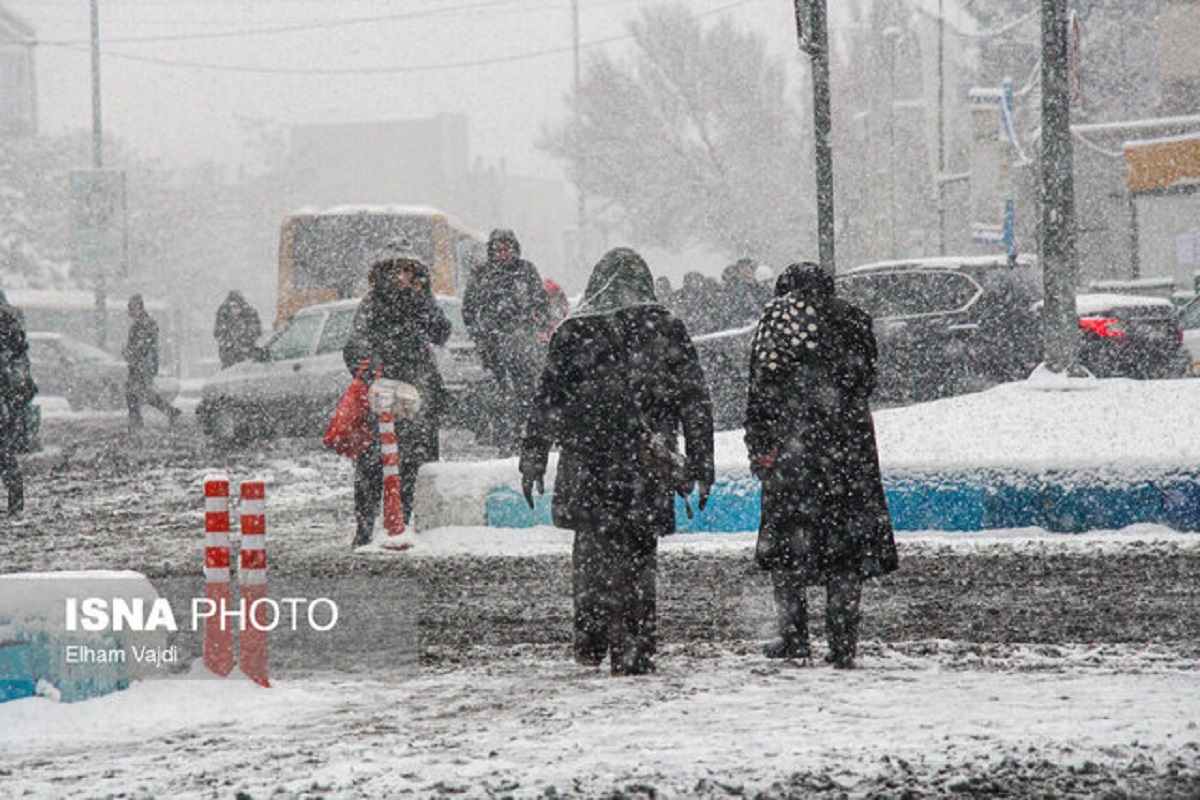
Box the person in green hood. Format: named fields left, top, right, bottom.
left=520, top=247, right=715, bottom=676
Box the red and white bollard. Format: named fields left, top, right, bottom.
left=202, top=474, right=234, bottom=676
left=238, top=479, right=269, bottom=687
left=377, top=410, right=410, bottom=550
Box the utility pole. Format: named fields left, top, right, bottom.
left=935, top=0, right=946, bottom=255
left=90, top=0, right=103, bottom=169
left=795, top=0, right=835, bottom=274
left=1040, top=0, right=1081, bottom=375
left=90, top=0, right=107, bottom=348
left=571, top=0, right=587, bottom=275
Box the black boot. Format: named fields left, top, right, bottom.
left=825, top=571, right=863, bottom=670
left=764, top=637, right=811, bottom=660
left=767, top=569, right=811, bottom=660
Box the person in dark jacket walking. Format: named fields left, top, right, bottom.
left=0, top=290, right=36, bottom=517
left=123, top=294, right=179, bottom=433
left=744, top=261, right=898, bottom=669
left=213, top=290, right=263, bottom=368
left=462, top=229, right=550, bottom=451
left=520, top=247, right=715, bottom=676
left=343, top=255, right=452, bottom=548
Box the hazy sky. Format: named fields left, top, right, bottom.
left=10, top=0, right=812, bottom=179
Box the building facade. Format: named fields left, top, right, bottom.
left=0, top=4, right=35, bottom=136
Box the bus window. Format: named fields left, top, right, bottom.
left=291, top=215, right=433, bottom=296
left=277, top=207, right=487, bottom=324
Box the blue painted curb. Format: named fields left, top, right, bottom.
left=485, top=470, right=1200, bottom=534
left=0, top=628, right=131, bottom=704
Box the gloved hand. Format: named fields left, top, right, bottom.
left=521, top=472, right=545, bottom=510
left=697, top=481, right=712, bottom=512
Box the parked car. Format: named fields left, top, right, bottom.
left=26, top=331, right=179, bottom=411
left=1179, top=294, right=1200, bottom=377
left=196, top=296, right=489, bottom=443
left=834, top=255, right=1044, bottom=403
left=1070, top=292, right=1189, bottom=379
left=690, top=258, right=1193, bottom=432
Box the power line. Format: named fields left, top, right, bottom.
left=38, top=0, right=763, bottom=77
left=36, top=0, right=516, bottom=45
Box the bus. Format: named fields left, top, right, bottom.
left=276, top=205, right=488, bottom=324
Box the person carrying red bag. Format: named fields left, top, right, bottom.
left=342, top=254, right=451, bottom=549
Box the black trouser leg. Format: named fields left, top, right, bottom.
left=572, top=529, right=612, bottom=665
left=352, top=439, right=382, bottom=547
left=0, top=447, right=22, bottom=515
left=399, top=460, right=419, bottom=526
left=768, top=568, right=811, bottom=658
left=126, top=372, right=145, bottom=430
left=610, top=539, right=657, bottom=675
left=825, top=569, right=863, bottom=668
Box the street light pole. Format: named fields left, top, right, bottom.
left=571, top=0, right=587, bottom=274
left=1040, top=0, right=1081, bottom=375
left=90, top=0, right=107, bottom=348
left=795, top=0, right=836, bottom=274
left=936, top=0, right=945, bottom=256
left=90, top=0, right=103, bottom=169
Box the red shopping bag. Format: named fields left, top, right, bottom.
left=323, top=360, right=378, bottom=458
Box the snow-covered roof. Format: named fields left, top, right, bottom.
left=844, top=254, right=1037, bottom=275
left=1074, top=292, right=1176, bottom=315
left=289, top=204, right=445, bottom=218
left=8, top=289, right=168, bottom=311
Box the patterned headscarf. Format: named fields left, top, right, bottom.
left=774, top=261, right=834, bottom=299
left=753, top=262, right=836, bottom=372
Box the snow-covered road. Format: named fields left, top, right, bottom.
left=2, top=395, right=1198, bottom=797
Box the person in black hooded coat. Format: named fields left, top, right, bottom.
left=123, top=294, right=180, bottom=433
left=213, top=290, right=263, bottom=369
left=343, top=256, right=451, bottom=548
left=461, top=229, right=550, bottom=451
left=744, top=261, right=898, bottom=669
left=520, top=247, right=714, bottom=676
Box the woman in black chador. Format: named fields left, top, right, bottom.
left=520, top=248, right=714, bottom=676
left=744, top=261, right=898, bottom=669
left=343, top=256, right=451, bottom=548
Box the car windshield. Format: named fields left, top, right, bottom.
left=268, top=313, right=323, bottom=360
left=317, top=308, right=357, bottom=354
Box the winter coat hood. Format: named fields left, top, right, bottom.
left=571, top=248, right=667, bottom=319
left=775, top=261, right=835, bottom=299
left=487, top=229, right=521, bottom=260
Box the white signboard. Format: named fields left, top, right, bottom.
left=968, top=88, right=1011, bottom=245
left=69, top=169, right=127, bottom=277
